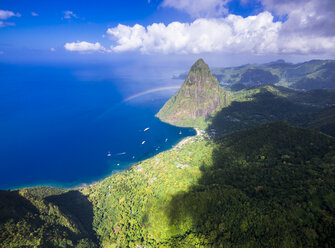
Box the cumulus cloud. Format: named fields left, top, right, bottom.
left=161, top=0, right=230, bottom=18
left=278, top=35, right=335, bottom=54
left=106, top=6, right=335, bottom=56
left=64, top=41, right=106, bottom=52
left=65, top=0, right=334, bottom=56
left=0, top=10, right=21, bottom=20
left=107, top=12, right=282, bottom=54
left=31, top=12, right=39, bottom=17
left=260, top=0, right=335, bottom=37
left=63, top=11, right=78, bottom=19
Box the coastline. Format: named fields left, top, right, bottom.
left=195, top=128, right=202, bottom=136
left=173, top=127, right=203, bottom=149
left=82, top=127, right=201, bottom=189
left=8, top=127, right=198, bottom=191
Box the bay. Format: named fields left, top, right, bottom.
left=0, top=63, right=195, bottom=189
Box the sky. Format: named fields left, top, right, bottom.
left=1, top=0, right=335, bottom=68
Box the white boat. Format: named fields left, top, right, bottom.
left=142, top=141, right=146, bottom=145
left=116, top=152, right=126, bottom=155
left=179, top=131, right=182, bottom=134
left=144, top=127, right=150, bottom=131
left=165, top=138, right=168, bottom=142
left=107, top=152, right=112, bottom=157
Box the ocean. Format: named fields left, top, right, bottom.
left=0, top=62, right=195, bottom=189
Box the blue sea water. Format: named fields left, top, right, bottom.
left=0, top=63, right=195, bottom=189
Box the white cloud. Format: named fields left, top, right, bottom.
left=106, top=9, right=335, bottom=55
left=0, top=21, right=15, bottom=28
left=256, top=0, right=335, bottom=54
left=31, top=12, right=39, bottom=17
left=161, top=0, right=230, bottom=18
left=50, top=48, right=55, bottom=52
left=63, top=11, right=78, bottom=19
left=107, top=12, right=282, bottom=54
left=64, top=0, right=334, bottom=56
left=0, top=10, right=21, bottom=20
left=64, top=41, right=106, bottom=52
left=107, top=24, right=147, bottom=52
left=258, top=0, right=335, bottom=36
left=277, top=35, right=335, bottom=55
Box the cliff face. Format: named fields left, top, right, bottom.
left=156, top=58, right=228, bottom=129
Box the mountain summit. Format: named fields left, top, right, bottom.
left=156, top=58, right=228, bottom=128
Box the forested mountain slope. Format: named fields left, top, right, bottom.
left=209, top=85, right=335, bottom=137
left=213, top=59, right=335, bottom=90
left=0, top=187, right=97, bottom=247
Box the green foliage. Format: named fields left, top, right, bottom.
left=83, top=135, right=213, bottom=247
left=0, top=187, right=97, bottom=247
left=293, top=63, right=335, bottom=89
left=210, top=59, right=335, bottom=90
left=239, top=68, right=279, bottom=85
left=209, top=85, right=335, bottom=137
left=209, top=88, right=316, bottom=136
left=288, top=89, right=335, bottom=106
left=308, top=107, right=335, bottom=137
left=166, top=123, right=335, bottom=247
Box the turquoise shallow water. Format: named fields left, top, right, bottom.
left=0, top=63, right=195, bottom=189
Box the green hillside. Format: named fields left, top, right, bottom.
left=157, top=59, right=229, bottom=129
left=165, top=122, right=335, bottom=247
left=209, top=85, right=335, bottom=137
left=2, top=123, right=335, bottom=247
left=308, top=107, right=335, bottom=137
left=208, top=59, right=335, bottom=90
left=0, top=187, right=97, bottom=247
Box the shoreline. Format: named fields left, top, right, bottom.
left=7, top=128, right=199, bottom=191
left=173, top=127, right=203, bottom=149
left=83, top=127, right=201, bottom=189
left=195, top=128, right=202, bottom=136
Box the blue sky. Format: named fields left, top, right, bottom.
left=1, top=0, right=335, bottom=66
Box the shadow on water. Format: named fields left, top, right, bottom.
left=166, top=92, right=335, bottom=247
